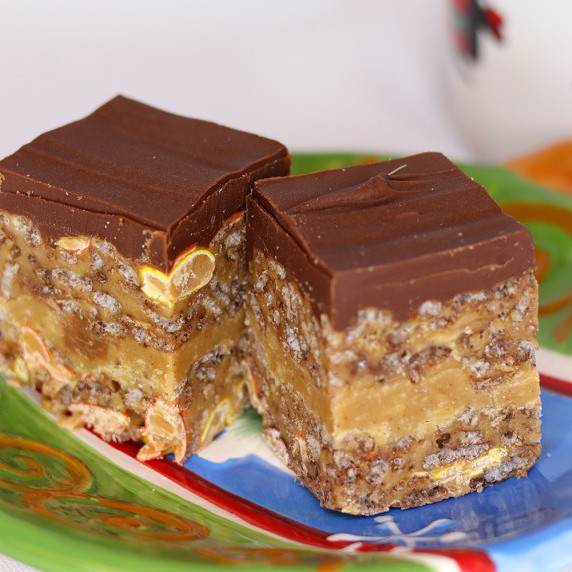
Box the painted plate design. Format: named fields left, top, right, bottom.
left=1, top=151, right=572, bottom=572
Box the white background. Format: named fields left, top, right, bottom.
left=0, top=0, right=477, bottom=164
left=0, top=1, right=570, bottom=570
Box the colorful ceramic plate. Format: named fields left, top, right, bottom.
left=1, top=152, right=572, bottom=572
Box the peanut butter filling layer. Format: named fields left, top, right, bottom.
left=4, top=294, right=244, bottom=400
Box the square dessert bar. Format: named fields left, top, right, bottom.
left=246, top=152, right=541, bottom=515
left=0, top=96, right=289, bottom=461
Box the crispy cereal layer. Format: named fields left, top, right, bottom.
left=246, top=250, right=541, bottom=514
left=0, top=211, right=249, bottom=461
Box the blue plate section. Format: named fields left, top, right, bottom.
left=184, top=389, right=572, bottom=571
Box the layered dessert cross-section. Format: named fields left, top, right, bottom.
left=0, top=95, right=290, bottom=461
left=246, top=152, right=541, bottom=515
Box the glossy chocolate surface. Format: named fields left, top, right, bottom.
left=248, top=152, right=535, bottom=328
left=0, top=96, right=289, bottom=271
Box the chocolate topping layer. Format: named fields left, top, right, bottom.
left=0, top=96, right=290, bottom=271
left=248, top=152, right=535, bottom=328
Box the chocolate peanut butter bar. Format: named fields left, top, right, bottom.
left=246, top=152, right=541, bottom=514
left=0, top=96, right=289, bottom=461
